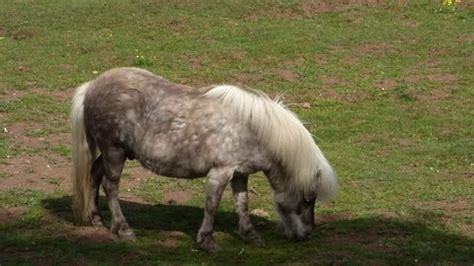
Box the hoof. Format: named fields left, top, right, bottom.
left=251, top=237, right=265, bottom=246
left=199, top=240, right=221, bottom=253
left=90, top=215, right=103, bottom=227
left=241, top=230, right=264, bottom=246
left=117, top=229, right=137, bottom=241
left=198, top=234, right=221, bottom=253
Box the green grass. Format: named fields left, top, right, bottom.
left=0, top=0, right=473, bottom=264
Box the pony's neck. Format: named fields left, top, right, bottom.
left=263, top=162, right=288, bottom=194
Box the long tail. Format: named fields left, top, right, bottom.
left=71, top=81, right=95, bottom=225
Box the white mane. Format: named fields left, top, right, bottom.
left=205, top=85, right=337, bottom=201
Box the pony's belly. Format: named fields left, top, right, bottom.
left=137, top=157, right=209, bottom=179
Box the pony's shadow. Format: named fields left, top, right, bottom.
left=41, top=196, right=271, bottom=237
left=40, top=196, right=474, bottom=262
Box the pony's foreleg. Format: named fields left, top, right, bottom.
left=231, top=174, right=263, bottom=244
left=101, top=147, right=136, bottom=241
left=89, top=155, right=105, bottom=226
left=197, top=167, right=234, bottom=252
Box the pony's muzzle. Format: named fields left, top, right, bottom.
left=293, top=231, right=311, bottom=242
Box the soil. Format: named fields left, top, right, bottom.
left=274, top=68, right=299, bottom=81
left=416, top=199, right=473, bottom=236
left=1, top=119, right=71, bottom=192
left=0, top=86, right=73, bottom=101
left=416, top=199, right=471, bottom=217
left=374, top=79, right=397, bottom=91
left=355, top=43, right=390, bottom=56
left=63, top=226, right=118, bottom=243
left=248, top=1, right=410, bottom=20
left=0, top=206, right=28, bottom=223
left=162, top=191, right=192, bottom=204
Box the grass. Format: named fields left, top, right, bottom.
left=0, top=0, right=473, bottom=264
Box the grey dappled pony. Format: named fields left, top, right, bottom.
left=71, top=67, right=337, bottom=252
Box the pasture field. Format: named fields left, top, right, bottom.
left=0, top=0, right=473, bottom=264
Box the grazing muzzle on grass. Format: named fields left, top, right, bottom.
left=275, top=192, right=316, bottom=241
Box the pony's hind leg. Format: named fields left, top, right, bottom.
left=101, top=146, right=136, bottom=241
left=89, top=155, right=105, bottom=226
left=230, top=174, right=263, bottom=244
left=197, top=167, right=234, bottom=252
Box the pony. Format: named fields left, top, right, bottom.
left=71, top=67, right=337, bottom=252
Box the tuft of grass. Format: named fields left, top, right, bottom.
left=0, top=95, right=69, bottom=123
left=49, top=144, right=71, bottom=158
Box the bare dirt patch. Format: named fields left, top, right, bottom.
left=274, top=68, right=299, bottom=81
left=257, top=1, right=408, bottom=19
left=402, top=20, right=419, bottom=29
left=401, top=72, right=459, bottom=101
left=318, top=214, right=403, bottom=255
left=416, top=199, right=471, bottom=217
left=355, top=43, right=390, bottom=55
left=0, top=86, right=73, bottom=102
left=320, top=75, right=341, bottom=86
left=314, top=54, right=329, bottom=65
left=416, top=199, right=473, bottom=235
left=11, top=28, right=34, bottom=41
left=63, top=226, right=117, bottom=243
left=162, top=191, right=192, bottom=204
left=1, top=119, right=71, bottom=193
left=1, top=125, right=70, bottom=191
left=0, top=153, right=70, bottom=192
left=403, top=72, right=458, bottom=86
left=0, top=206, right=28, bottom=223
left=320, top=89, right=369, bottom=103
left=232, top=72, right=265, bottom=86
left=325, top=231, right=400, bottom=254
left=458, top=34, right=474, bottom=43
left=341, top=55, right=359, bottom=65
left=374, top=79, right=397, bottom=91
left=416, top=88, right=457, bottom=102
left=315, top=75, right=370, bottom=103
left=316, top=213, right=352, bottom=225
left=426, top=74, right=458, bottom=84
left=152, top=231, right=185, bottom=249
left=5, top=121, right=69, bottom=150
left=330, top=45, right=345, bottom=54
left=189, top=57, right=204, bottom=70
left=429, top=47, right=448, bottom=57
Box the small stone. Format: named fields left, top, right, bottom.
left=301, top=102, right=311, bottom=109
left=251, top=209, right=270, bottom=218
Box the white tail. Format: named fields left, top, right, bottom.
left=71, top=82, right=95, bottom=225
left=205, top=85, right=337, bottom=201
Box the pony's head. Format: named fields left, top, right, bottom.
left=273, top=188, right=317, bottom=241
left=271, top=168, right=331, bottom=241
